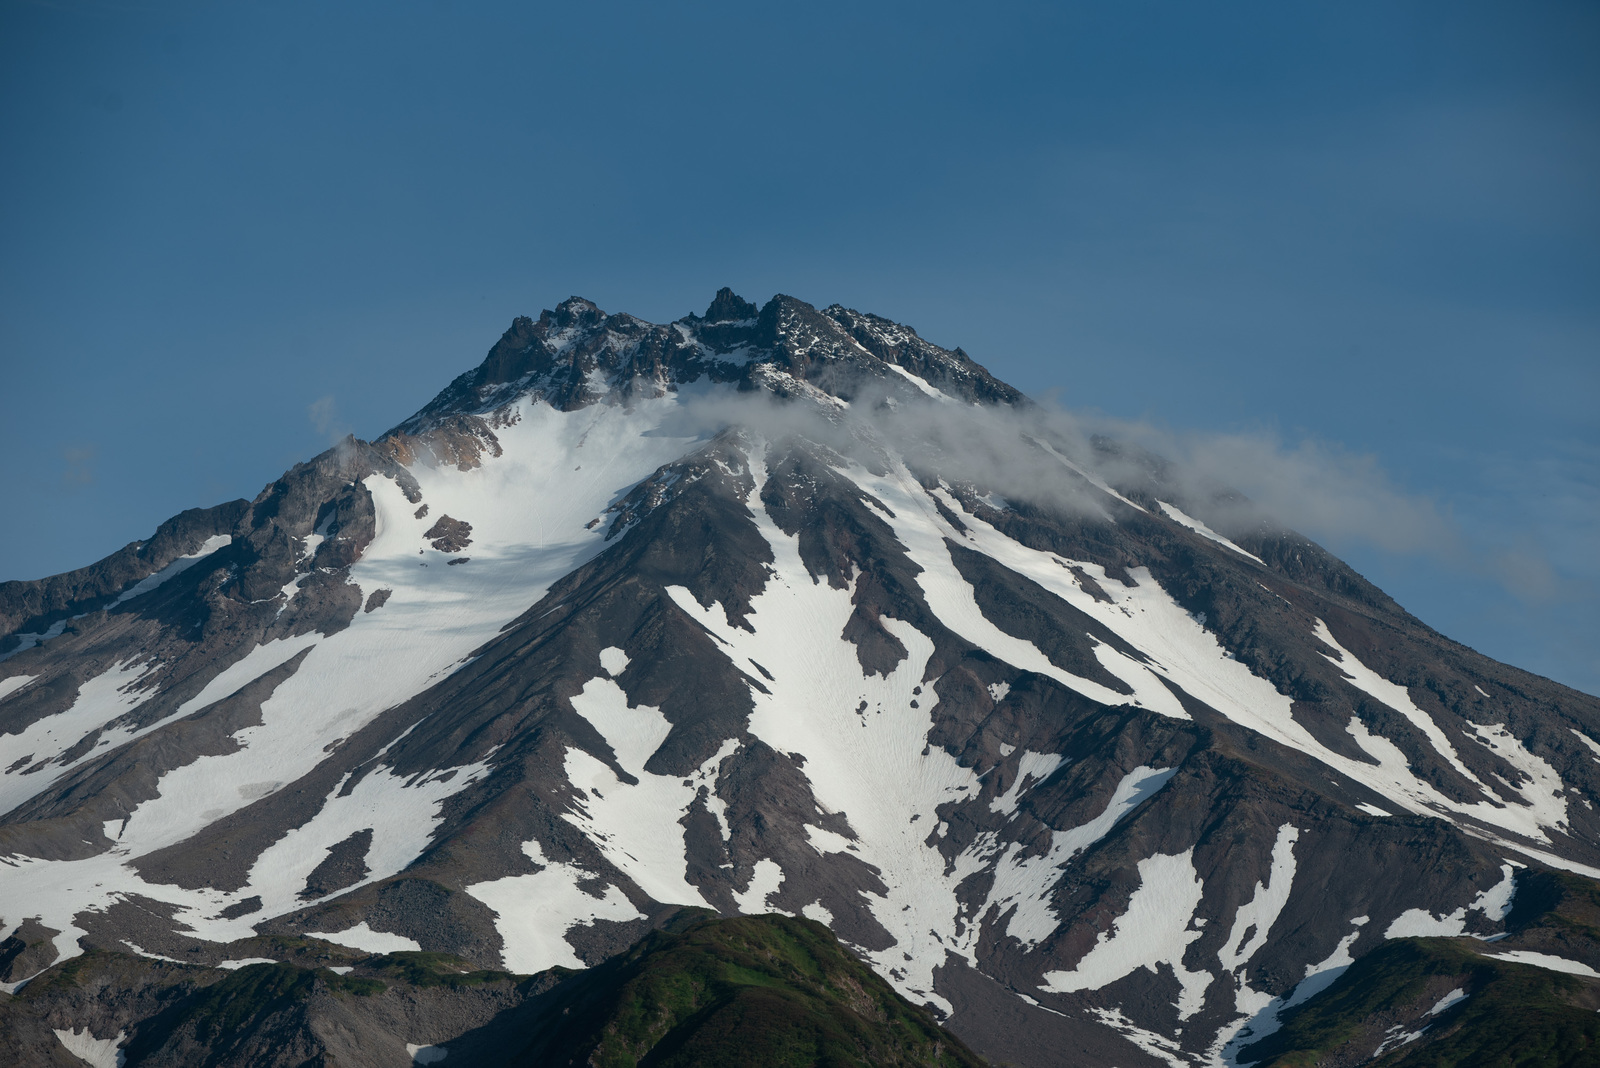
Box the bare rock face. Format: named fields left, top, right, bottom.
left=2, top=290, right=1598, bottom=1068
left=423, top=516, right=473, bottom=553
left=299, top=829, right=374, bottom=900
left=0, top=920, right=59, bottom=984
left=703, top=285, right=759, bottom=322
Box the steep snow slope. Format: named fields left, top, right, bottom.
left=0, top=392, right=710, bottom=969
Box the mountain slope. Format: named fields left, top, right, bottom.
left=3, top=289, right=1599, bottom=1067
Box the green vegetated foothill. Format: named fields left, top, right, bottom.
left=1241, top=870, right=1600, bottom=1067
left=505, top=910, right=987, bottom=1067
left=364, top=950, right=517, bottom=990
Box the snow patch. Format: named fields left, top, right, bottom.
left=0, top=391, right=716, bottom=969
left=0, top=620, right=69, bottom=664
left=1484, top=950, right=1600, bottom=978
left=53, top=1027, right=125, bottom=1068
left=989, top=750, right=1066, bottom=815
left=1571, top=729, right=1600, bottom=766
left=1314, top=631, right=1570, bottom=846
left=1464, top=722, right=1570, bottom=835
left=1373, top=1023, right=1428, bottom=1057
left=904, top=478, right=1315, bottom=747
left=1040, top=848, right=1213, bottom=1020
left=1219, top=824, right=1299, bottom=973
left=0, top=659, right=159, bottom=815
left=120, top=941, right=184, bottom=964
left=183, top=759, right=490, bottom=944
left=1385, top=864, right=1516, bottom=937
left=467, top=838, right=643, bottom=972
left=1156, top=502, right=1263, bottom=564
left=843, top=464, right=1190, bottom=718
left=802, top=899, right=834, bottom=925
left=302, top=922, right=421, bottom=954
left=1314, top=620, right=1489, bottom=797
left=110, top=535, right=233, bottom=607
left=597, top=646, right=630, bottom=676
left=1217, top=915, right=1370, bottom=1064
left=981, top=765, right=1177, bottom=948
left=883, top=362, right=951, bottom=401
left=733, top=858, right=786, bottom=914
left=1429, top=987, right=1468, bottom=1015
left=665, top=448, right=996, bottom=1011
left=1029, top=438, right=1148, bottom=513
left=0, top=674, right=36, bottom=703
left=1090, top=1007, right=1190, bottom=1068
left=408, top=1044, right=449, bottom=1064
left=562, top=675, right=735, bottom=906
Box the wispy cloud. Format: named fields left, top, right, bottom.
left=661, top=385, right=1580, bottom=606
left=61, top=445, right=95, bottom=486
left=1085, top=421, right=1458, bottom=555
left=307, top=395, right=350, bottom=445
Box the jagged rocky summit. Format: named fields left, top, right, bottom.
left=2, top=289, right=1600, bottom=1067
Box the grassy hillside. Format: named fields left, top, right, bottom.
left=507, top=911, right=986, bottom=1068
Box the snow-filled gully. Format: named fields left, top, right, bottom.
left=666, top=450, right=989, bottom=1011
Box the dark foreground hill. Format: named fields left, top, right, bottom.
left=0, top=911, right=986, bottom=1067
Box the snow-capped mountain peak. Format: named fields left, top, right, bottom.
left=2, top=291, right=1598, bottom=1067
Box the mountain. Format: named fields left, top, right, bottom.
left=2, top=288, right=1599, bottom=1067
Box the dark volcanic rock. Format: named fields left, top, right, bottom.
left=0, top=500, right=249, bottom=641
left=0, top=920, right=60, bottom=984
left=424, top=515, right=473, bottom=552
left=702, top=286, right=759, bottom=323
left=299, top=828, right=374, bottom=900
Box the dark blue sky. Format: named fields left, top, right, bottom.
left=2, top=1, right=1596, bottom=694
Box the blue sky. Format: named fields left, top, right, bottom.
left=2, top=1, right=1596, bottom=694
